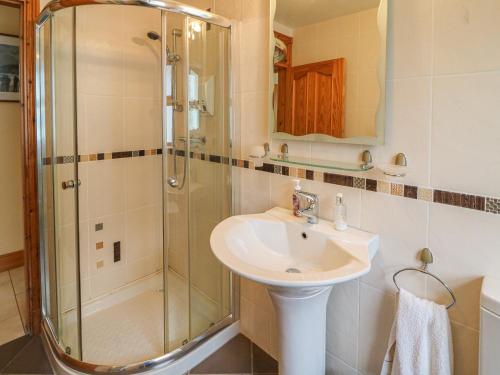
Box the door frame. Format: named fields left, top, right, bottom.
left=1, top=0, right=41, bottom=334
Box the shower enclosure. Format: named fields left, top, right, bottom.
left=36, top=0, right=234, bottom=371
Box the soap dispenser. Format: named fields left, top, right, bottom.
left=334, top=193, right=347, bottom=231
left=292, top=179, right=302, bottom=216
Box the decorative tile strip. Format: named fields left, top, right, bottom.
left=353, top=177, right=366, bottom=190
left=391, top=183, right=404, bottom=197
left=237, top=158, right=494, bottom=215
left=377, top=180, right=390, bottom=194
left=404, top=185, right=418, bottom=199
left=486, top=198, right=500, bottom=214
left=43, top=151, right=498, bottom=216
left=323, top=173, right=353, bottom=187
left=434, top=190, right=462, bottom=207
left=417, top=188, right=433, bottom=202
left=366, top=179, right=377, bottom=192
left=313, top=171, right=323, bottom=181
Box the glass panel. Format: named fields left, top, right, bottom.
left=72, top=5, right=164, bottom=364
left=51, top=8, right=82, bottom=359
left=164, top=11, right=190, bottom=351
left=187, top=17, right=232, bottom=339
left=38, top=15, right=59, bottom=334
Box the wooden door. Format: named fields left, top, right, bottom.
left=290, top=58, right=345, bottom=137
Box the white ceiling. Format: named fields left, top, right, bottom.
left=275, top=0, right=380, bottom=29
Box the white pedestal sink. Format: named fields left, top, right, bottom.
left=210, top=207, right=379, bottom=375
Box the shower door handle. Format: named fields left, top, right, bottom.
left=62, top=179, right=81, bottom=190
left=167, top=176, right=179, bottom=188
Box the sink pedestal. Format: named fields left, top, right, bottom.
left=268, top=286, right=333, bottom=375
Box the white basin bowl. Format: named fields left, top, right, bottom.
left=210, top=206, right=379, bottom=288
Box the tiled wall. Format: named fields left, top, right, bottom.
left=52, top=6, right=163, bottom=314
left=291, top=7, right=380, bottom=137
left=77, top=5, right=164, bottom=304
left=227, top=1, right=500, bottom=375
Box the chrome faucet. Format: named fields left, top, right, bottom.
left=296, top=191, right=319, bottom=224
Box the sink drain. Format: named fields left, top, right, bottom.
left=286, top=268, right=301, bottom=273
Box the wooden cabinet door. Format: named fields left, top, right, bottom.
left=291, top=69, right=310, bottom=136
left=290, top=58, right=345, bottom=137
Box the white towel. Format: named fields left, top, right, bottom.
left=380, top=288, right=453, bottom=375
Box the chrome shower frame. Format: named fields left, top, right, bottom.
left=35, top=1, right=238, bottom=373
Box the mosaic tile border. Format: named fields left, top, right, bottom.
left=42, top=148, right=232, bottom=166
left=239, top=160, right=498, bottom=216
left=43, top=150, right=500, bottom=216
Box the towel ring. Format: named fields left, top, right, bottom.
left=393, top=248, right=456, bottom=310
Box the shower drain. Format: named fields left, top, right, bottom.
left=286, top=268, right=301, bottom=273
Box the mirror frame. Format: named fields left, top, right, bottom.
left=268, top=0, right=388, bottom=145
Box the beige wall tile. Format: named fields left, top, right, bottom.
left=214, top=0, right=242, bottom=20
left=431, top=72, right=500, bottom=197
left=387, top=0, right=433, bottom=79
left=125, top=157, right=162, bottom=210
left=360, top=191, right=429, bottom=297
left=326, top=352, right=358, bottom=375
left=87, top=159, right=126, bottom=218
left=242, top=0, right=268, bottom=21
left=428, top=204, right=500, bottom=330
left=374, top=77, right=432, bottom=186
left=240, top=297, right=272, bottom=351
left=358, top=283, right=395, bottom=375
left=85, top=95, right=124, bottom=153
left=240, top=91, right=270, bottom=158
left=239, top=20, right=269, bottom=94
left=326, top=280, right=359, bottom=368
left=434, top=0, right=500, bottom=75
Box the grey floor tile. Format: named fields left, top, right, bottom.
left=252, top=343, right=278, bottom=375
left=1, top=336, right=52, bottom=374
left=190, top=334, right=252, bottom=374
left=0, top=335, right=31, bottom=371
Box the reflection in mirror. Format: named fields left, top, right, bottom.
left=271, top=0, right=387, bottom=144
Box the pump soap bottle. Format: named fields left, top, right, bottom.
left=334, top=193, right=347, bottom=231
left=292, top=179, right=302, bottom=216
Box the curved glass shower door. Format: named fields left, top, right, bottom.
left=38, top=8, right=83, bottom=359
left=36, top=2, right=233, bottom=370
left=163, top=11, right=232, bottom=349
left=185, top=16, right=232, bottom=340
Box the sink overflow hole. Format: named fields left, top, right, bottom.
left=286, top=268, right=301, bottom=273
left=302, top=232, right=307, bottom=239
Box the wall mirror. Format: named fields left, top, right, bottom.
left=269, top=0, right=388, bottom=145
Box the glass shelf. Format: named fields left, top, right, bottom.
left=269, top=154, right=373, bottom=172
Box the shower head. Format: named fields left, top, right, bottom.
left=147, top=31, right=161, bottom=41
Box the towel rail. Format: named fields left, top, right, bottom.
left=393, top=248, right=456, bottom=310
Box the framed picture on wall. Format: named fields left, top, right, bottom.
left=0, top=34, right=20, bottom=102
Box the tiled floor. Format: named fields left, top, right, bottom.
left=190, top=334, right=278, bottom=375
left=0, top=267, right=27, bottom=346
left=63, top=270, right=216, bottom=365
left=0, top=335, right=52, bottom=374
left=0, top=333, right=276, bottom=375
